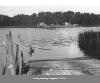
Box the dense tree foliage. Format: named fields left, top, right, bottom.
left=0, top=11, right=100, bottom=27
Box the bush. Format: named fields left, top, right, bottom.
left=78, top=30, right=100, bottom=59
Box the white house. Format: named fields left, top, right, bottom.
left=64, top=22, right=71, bottom=26
left=37, top=22, right=47, bottom=28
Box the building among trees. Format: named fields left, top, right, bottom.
left=37, top=22, right=47, bottom=28
left=0, top=11, right=100, bottom=27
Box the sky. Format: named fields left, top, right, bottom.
left=0, top=0, right=100, bottom=17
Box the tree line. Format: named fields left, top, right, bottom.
left=0, top=11, right=100, bottom=27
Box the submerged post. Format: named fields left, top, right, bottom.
left=6, top=31, right=15, bottom=75
left=18, top=35, right=22, bottom=42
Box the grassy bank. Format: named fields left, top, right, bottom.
left=78, top=30, right=100, bottom=59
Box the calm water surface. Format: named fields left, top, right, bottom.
left=0, top=27, right=99, bottom=59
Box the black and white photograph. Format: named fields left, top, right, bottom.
left=0, top=0, right=100, bottom=77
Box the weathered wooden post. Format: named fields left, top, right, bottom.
left=14, top=44, right=20, bottom=75
left=2, top=55, right=7, bottom=75
left=21, top=51, right=24, bottom=75
left=6, top=31, right=15, bottom=75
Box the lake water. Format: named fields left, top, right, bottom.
left=0, top=27, right=99, bottom=74
left=0, top=27, right=100, bottom=59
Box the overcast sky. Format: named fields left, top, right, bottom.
left=0, top=0, right=100, bottom=17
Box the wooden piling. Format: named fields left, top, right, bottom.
left=15, top=44, right=20, bottom=75
left=21, top=51, right=24, bottom=75
left=6, top=31, right=15, bottom=75
left=2, top=56, right=7, bottom=75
